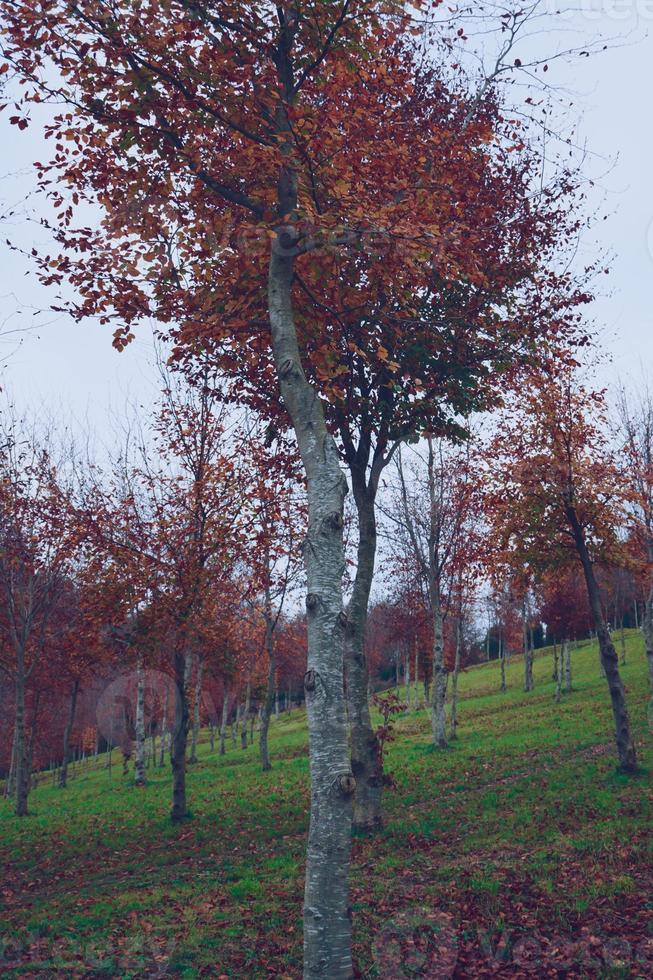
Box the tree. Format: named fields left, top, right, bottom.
left=2, top=5, right=595, bottom=971
left=384, top=437, right=478, bottom=747
left=485, top=371, right=637, bottom=772
left=0, top=412, right=76, bottom=815
left=617, top=386, right=653, bottom=696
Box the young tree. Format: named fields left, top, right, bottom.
left=0, top=416, right=76, bottom=815
left=385, top=437, right=477, bottom=747
left=617, top=387, right=653, bottom=695
left=486, top=372, right=638, bottom=772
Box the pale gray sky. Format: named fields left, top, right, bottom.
left=0, top=2, right=650, bottom=436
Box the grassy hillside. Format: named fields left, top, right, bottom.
left=1, top=633, right=651, bottom=978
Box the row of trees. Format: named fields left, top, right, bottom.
left=2, top=2, right=650, bottom=975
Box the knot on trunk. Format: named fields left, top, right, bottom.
left=335, top=772, right=356, bottom=797
left=323, top=511, right=343, bottom=532
left=304, top=669, right=318, bottom=693
left=337, top=610, right=348, bottom=630
left=279, top=358, right=297, bottom=380
left=305, top=592, right=320, bottom=613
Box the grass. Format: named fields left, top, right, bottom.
left=1, top=631, right=651, bottom=977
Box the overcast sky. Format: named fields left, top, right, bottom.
left=0, top=2, right=650, bottom=439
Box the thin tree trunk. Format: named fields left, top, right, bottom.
left=232, top=705, right=239, bottom=747
left=219, top=685, right=229, bottom=756
left=413, top=638, right=419, bottom=709
left=269, top=231, right=353, bottom=978
left=567, top=505, right=637, bottom=772
left=523, top=601, right=534, bottom=692
left=58, top=678, right=80, bottom=789
left=563, top=639, right=572, bottom=693
left=344, top=488, right=383, bottom=832
left=5, top=725, right=17, bottom=799
left=209, top=721, right=215, bottom=752
left=241, top=680, right=250, bottom=750
left=449, top=618, right=462, bottom=740
left=619, top=619, right=626, bottom=666
left=260, top=600, right=275, bottom=772
left=134, top=656, right=146, bottom=787
left=499, top=633, right=507, bottom=693
left=554, top=646, right=562, bottom=703
left=158, top=684, right=169, bottom=768
left=170, top=650, right=190, bottom=821
left=642, top=575, right=653, bottom=703
left=552, top=638, right=558, bottom=681
left=431, top=589, right=448, bottom=748
left=190, top=657, right=204, bottom=764
left=14, top=660, right=29, bottom=817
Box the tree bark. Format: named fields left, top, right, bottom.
left=158, top=683, right=169, bottom=768
left=523, top=601, right=534, bottom=692
left=14, top=659, right=29, bottom=817
left=260, top=599, right=275, bottom=772
left=190, top=657, right=204, bottom=764
left=134, top=657, right=146, bottom=787
left=241, top=679, right=250, bottom=749
left=431, top=589, right=448, bottom=748
left=219, top=685, right=229, bottom=756
left=566, top=504, right=637, bottom=772
left=499, top=633, right=507, bottom=693
left=170, top=650, right=190, bottom=821
left=58, top=678, right=80, bottom=789
left=5, top=725, right=17, bottom=799
left=449, top=618, right=462, bottom=740
left=413, top=638, right=419, bottom=709
left=344, top=487, right=383, bottom=832
left=563, top=639, right=572, bottom=693
left=269, top=238, right=353, bottom=978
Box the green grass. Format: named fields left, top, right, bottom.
left=1, top=632, right=651, bottom=977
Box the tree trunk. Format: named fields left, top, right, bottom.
left=14, top=661, right=29, bottom=817
left=58, top=678, right=80, bottom=789
left=554, top=646, right=562, bottom=703
left=552, top=639, right=558, bottom=681
left=344, top=487, right=383, bottom=832
left=431, top=588, right=448, bottom=748
left=219, top=685, right=229, bottom=756
left=449, top=618, right=462, bottom=740
left=241, top=680, right=250, bottom=750
left=523, top=601, right=534, bottom=692
left=566, top=505, right=637, bottom=772
left=190, top=657, right=204, bottom=764
left=158, top=684, right=169, bottom=768
left=269, top=237, right=353, bottom=978
left=170, top=650, right=190, bottom=821
left=619, top=619, right=626, bottom=666
left=499, top=634, right=507, bottom=693
left=5, top=725, right=17, bottom=799
left=134, top=657, right=146, bottom=787
left=260, top=605, right=275, bottom=772
left=413, top=638, right=419, bottom=709
left=642, top=575, right=653, bottom=712
left=563, top=639, right=572, bottom=693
